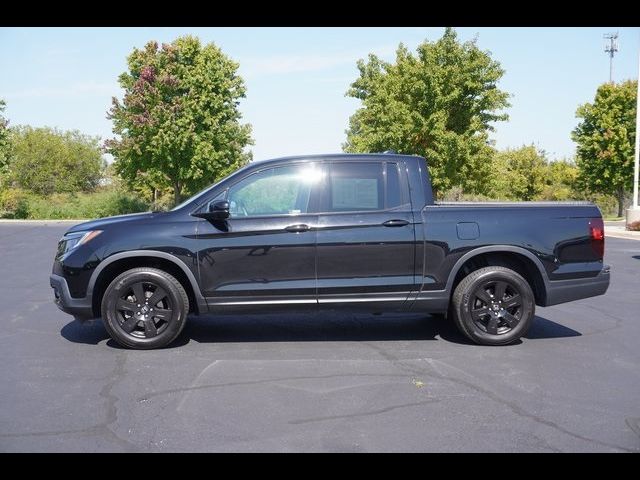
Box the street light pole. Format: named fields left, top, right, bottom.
left=627, top=41, right=640, bottom=229
left=633, top=53, right=639, bottom=209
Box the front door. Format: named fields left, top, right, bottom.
left=196, top=163, right=322, bottom=308
left=315, top=160, right=416, bottom=309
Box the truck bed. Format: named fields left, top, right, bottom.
left=434, top=201, right=595, bottom=207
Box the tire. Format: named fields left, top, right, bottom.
left=101, top=267, right=189, bottom=349
left=451, top=266, right=534, bottom=346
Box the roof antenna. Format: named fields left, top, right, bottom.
left=382, top=150, right=396, bottom=154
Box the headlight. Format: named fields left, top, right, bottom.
left=57, top=230, right=103, bottom=257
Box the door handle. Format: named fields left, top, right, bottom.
left=285, top=224, right=310, bottom=233
left=382, top=219, right=410, bottom=227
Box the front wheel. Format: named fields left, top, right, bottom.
left=101, top=267, right=189, bottom=349
left=451, top=266, right=534, bottom=345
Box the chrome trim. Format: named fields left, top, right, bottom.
left=210, top=298, right=318, bottom=306
left=208, top=294, right=411, bottom=306
left=318, top=295, right=408, bottom=303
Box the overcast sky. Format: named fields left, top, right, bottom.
left=1, top=27, right=638, bottom=162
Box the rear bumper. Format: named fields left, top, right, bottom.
left=543, top=265, right=610, bottom=306
left=50, top=274, right=95, bottom=321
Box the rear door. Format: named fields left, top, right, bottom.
left=315, top=159, right=416, bottom=309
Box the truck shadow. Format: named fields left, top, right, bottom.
left=60, top=313, right=581, bottom=347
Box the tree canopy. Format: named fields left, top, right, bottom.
left=6, top=126, right=104, bottom=195
left=491, top=145, right=549, bottom=201
left=572, top=80, right=637, bottom=217
left=343, top=27, right=510, bottom=197
left=106, top=36, right=253, bottom=205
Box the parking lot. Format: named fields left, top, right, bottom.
left=0, top=221, right=638, bottom=452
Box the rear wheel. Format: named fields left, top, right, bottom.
left=451, top=266, right=534, bottom=345
left=101, top=267, right=189, bottom=349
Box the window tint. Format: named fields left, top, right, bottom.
left=385, top=162, right=402, bottom=208
left=328, top=163, right=384, bottom=212
left=227, top=165, right=319, bottom=217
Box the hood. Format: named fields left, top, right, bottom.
left=66, top=211, right=161, bottom=234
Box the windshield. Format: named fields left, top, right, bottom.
left=171, top=183, right=217, bottom=211
left=171, top=161, right=275, bottom=211
left=171, top=165, right=249, bottom=211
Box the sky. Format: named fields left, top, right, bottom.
left=1, top=27, right=639, bottom=162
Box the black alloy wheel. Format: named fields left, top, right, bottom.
left=451, top=266, right=535, bottom=345
left=114, top=281, right=173, bottom=339
left=469, top=279, right=523, bottom=335
left=101, top=267, right=189, bottom=349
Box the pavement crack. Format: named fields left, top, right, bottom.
left=576, top=305, right=626, bottom=336
left=1, top=352, right=140, bottom=451
left=99, top=352, right=126, bottom=427
left=625, top=418, right=640, bottom=439
left=96, top=351, right=140, bottom=451
left=362, top=342, right=636, bottom=452
left=289, top=399, right=440, bottom=425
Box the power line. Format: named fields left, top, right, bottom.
left=604, top=32, right=619, bottom=83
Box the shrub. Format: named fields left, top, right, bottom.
left=7, top=126, right=105, bottom=195
left=1, top=188, right=150, bottom=220
left=578, top=193, right=620, bottom=218
left=440, top=186, right=506, bottom=202
left=0, top=188, right=31, bottom=218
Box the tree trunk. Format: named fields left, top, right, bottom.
left=174, top=182, right=182, bottom=207
left=617, top=186, right=625, bottom=218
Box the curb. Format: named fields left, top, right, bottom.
left=0, top=219, right=87, bottom=224
left=606, top=232, right=640, bottom=241
left=605, top=226, right=640, bottom=241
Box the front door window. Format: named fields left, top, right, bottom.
left=227, top=164, right=321, bottom=217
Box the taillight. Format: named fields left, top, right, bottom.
left=589, top=218, right=605, bottom=258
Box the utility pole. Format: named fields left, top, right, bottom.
left=604, top=32, right=619, bottom=83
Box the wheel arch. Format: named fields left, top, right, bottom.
left=446, top=246, right=550, bottom=306
left=88, top=250, right=206, bottom=318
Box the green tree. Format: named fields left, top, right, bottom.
left=0, top=99, right=10, bottom=183
left=572, top=80, right=637, bottom=217
left=541, top=159, right=579, bottom=201
left=7, top=126, right=104, bottom=195
left=106, top=36, right=253, bottom=205
left=344, top=27, right=510, bottom=197
left=491, top=145, right=548, bottom=200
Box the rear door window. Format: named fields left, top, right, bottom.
left=323, top=162, right=405, bottom=213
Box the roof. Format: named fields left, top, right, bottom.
left=250, top=152, right=422, bottom=167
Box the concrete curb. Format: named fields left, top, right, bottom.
left=0, top=219, right=86, bottom=224
left=605, top=226, right=640, bottom=241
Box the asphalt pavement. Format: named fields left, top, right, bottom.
left=0, top=221, right=639, bottom=452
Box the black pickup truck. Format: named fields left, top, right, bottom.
left=51, top=153, right=610, bottom=349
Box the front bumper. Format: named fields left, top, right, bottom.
left=50, top=274, right=95, bottom=321
left=544, top=265, right=611, bottom=306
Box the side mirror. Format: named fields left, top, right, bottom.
left=210, top=200, right=230, bottom=219
left=193, top=200, right=230, bottom=221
